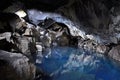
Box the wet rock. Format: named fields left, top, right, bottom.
left=96, top=45, right=109, bottom=54
left=0, top=50, right=36, bottom=80
left=108, top=45, right=120, bottom=62
left=78, top=39, right=109, bottom=53
left=78, top=39, right=98, bottom=51
left=38, top=18, right=55, bottom=29
left=109, top=6, right=120, bottom=43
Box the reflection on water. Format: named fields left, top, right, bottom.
left=36, top=47, right=120, bottom=80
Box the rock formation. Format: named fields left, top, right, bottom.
left=0, top=0, right=120, bottom=80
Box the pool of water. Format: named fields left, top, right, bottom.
left=35, top=47, right=120, bottom=80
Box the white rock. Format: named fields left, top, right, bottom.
left=15, top=10, right=27, bottom=18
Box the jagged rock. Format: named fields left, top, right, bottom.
left=0, top=50, right=36, bottom=80
left=0, top=32, right=14, bottom=51
left=108, top=45, right=120, bottom=62
left=78, top=39, right=109, bottom=53
left=36, top=42, right=43, bottom=52
left=78, top=39, right=98, bottom=51
left=0, top=12, right=27, bottom=35
left=96, top=45, right=109, bottom=54
left=26, top=0, right=120, bottom=45
left=14, top=36, right=36, bottom=57
left=16, top=37, right=30, bottom=54
left=0, top=32, right=11, bottom=42
left=38, top=21, right=73, bottom=47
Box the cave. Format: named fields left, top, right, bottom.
left=0, top=0, right=120, bottom=80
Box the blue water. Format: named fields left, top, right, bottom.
left=36, top=47, right=120, bottom=80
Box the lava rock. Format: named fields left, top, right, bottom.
left=0, top=60, right=22, bottom=80
left=108, top=45, right=120, bottom=62
left=78, top=39, right=109, bottom=53
left=0, top=12, right=27, bottom=35
left=0, top=50, right=36, bottom=80
left=78, top=39, right=98, bottom=51
left=14, top=36, right=37, bottom=57
left=46, top=22, right=71, bottom=47
left=96, top=45, right=109, bottom=54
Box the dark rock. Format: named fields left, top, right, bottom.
left=38, top=18, right=55, bottom=29
left=96, top=45, right=109, bottom=54
left=0, top=50, right=36, bottom=80
left=0, top=60, right=22, bottom=80
left=0, top=12, right=19, bottom=33
left=0, top=39, right=14, bottom=52
left=78, top=39, right=98, bottom=51
left=41, top=22, right=71, bottom=47
left=14, top=36, right=37, bottom=57
left=0, top=32, right=15, bottom=51
left=78, top=39, right=109, bottom=53
left=0, top=12, right=27, bottom=35
left=108, top=45, right=120, bottom=62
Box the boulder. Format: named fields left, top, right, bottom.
left=96, top=45, right=109, bottom=54
left=78, top=39, right=109, bottom=53
left=108, top=45, right=120, bottom=62
left=0, top=50, right=36, bottom=80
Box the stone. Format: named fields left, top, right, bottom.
left=0, top=50, right=36, bottom=80
left=36, top=42, right=43, bottom=52
left=15, top=36, right=37, bottom=56
left=78, top=39, right=98, bottom=51
left=96, top=45, right=109, bottom=54
left=15, top=10, right=27, bottom=18
left=0, top=60, right=22, bottom=80
left=108, top=45, right=120, bottom=61
left=0, top=32, right=14, bottom=51
left=16, top=37, right=30, bottom=54
left=0, top=12, right=27, bottom=35
left=0, top=32, right=11, bottom=42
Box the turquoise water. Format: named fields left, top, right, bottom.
left=36, top=47, right=120, bottom=80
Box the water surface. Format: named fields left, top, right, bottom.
left=36, top=47, right=120, bottom=80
